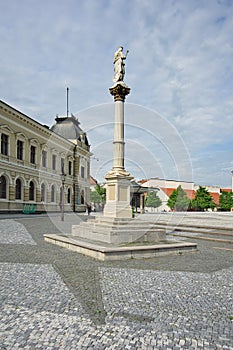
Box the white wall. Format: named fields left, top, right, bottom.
left=142, top=178, right=195, bottom=190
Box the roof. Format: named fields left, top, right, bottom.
left=139, top=178, right=194, bottom=184
left=0, top=99, right=75, bottom=147
left=160, top=188, right=196, bottom=200
left=161, top=188, right=220, bottom=204
left=138, top=179, right=148, bottom=185
left=90, top=176, right=98, bottom=186
left=51, top=115, right=89, bottom=145
left=131, top=181, right=149, bottom=193
left=0, top=99, right=49, bottom=130
left=220, top=188, right=232, bottom=193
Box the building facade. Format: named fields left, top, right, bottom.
left=0, top=100, right=91, bottom=213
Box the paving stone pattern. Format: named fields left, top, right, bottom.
left=0, top=219, right=36, bottom=245
left=0, top=214, right=233, bottom=349
left=100, top=267, right=233, bottom=348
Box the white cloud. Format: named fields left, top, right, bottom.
left=0, top=0, right=232, bottom=187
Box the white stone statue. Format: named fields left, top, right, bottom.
left=113, top=46, right=129, bottom=83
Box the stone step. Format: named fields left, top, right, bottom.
left=44, top=233, right=197, bottom=261
left=79, top=221, right=161, bottom=231
left=172, top=231, right=233, bottom=244
left=146, top=221, right=233, bottom=243
left=76, top=221, right=165, bottom=235
left=174, top=228, right=233, bottom=238
left=152, top=222, right=233, bottom=237
left=72, top=219, right=166, bottom=244
left=153, top=221, right=233, bottom=233
left=83, top=218, right=159, bottom=227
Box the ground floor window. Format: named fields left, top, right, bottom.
left=15, top=178, right=22, bottom=200
left=41, top=183, right=45, bottom=202
left=29, top=181, right=35, bottom=201
left=81, top=189, right=85, bottom=204
left=0, top=175, right=7, bottom=198
left=51, top=185, right=55, bottom=202
left=67, top=188, right=71, bottom=203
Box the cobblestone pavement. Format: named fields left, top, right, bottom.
left=0, top=214, right=233, bottom=349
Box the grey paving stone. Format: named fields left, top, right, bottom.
left=0, top=219, right=36, bottom=245
left=0, top=215, right=233, bottom=349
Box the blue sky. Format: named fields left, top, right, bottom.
left=1, top=0, right=233, bottom=187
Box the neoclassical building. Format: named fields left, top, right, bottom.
left=0, top=100, right=91, bottom=213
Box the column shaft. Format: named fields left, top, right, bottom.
left=113, top=99, right=125, bottom=170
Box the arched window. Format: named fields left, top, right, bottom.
left=81, top=189, right=85, bottom=204
left=51, top=185, right=55, bottom=202
left=15, top=178, right=22, bottom=200
left=0, top=175, right=7, bottom=199
left=41, top=183, right=45, bottom=202
left=29, top=181, right=35, bottom=201
left=67, top=188, right=71, bottom=204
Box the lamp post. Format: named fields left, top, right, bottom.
left=60, top=171, right=66, bottom=221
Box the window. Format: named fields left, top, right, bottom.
left=15, top=178, right=22, bottom=200
left=51, top=185, right=55, bottom=202
left=42, top=150, right=47, bottom=168
left=77, top=187, right=80, bottom=204
left=1, top=134, right=8, bottom=156
left=81, top=189, right=85, bottom=204
left=61, top=158, right=65, bottom=173
left=67, top=188, right=71, bottom=203
left=52, top=155, right=56, bottom=171
left=41, top=183, right=45, bottom=202
left=30, top=146, right=36, bottom=164
left=0, top=175, right=7, bottom=199
left=68, top=161, right=72, bottom=176
left=17, top=140, right=24, bottom=160
left=81, top=166, right=85, bottom=178
left=29, top=181, right=35, bottom=201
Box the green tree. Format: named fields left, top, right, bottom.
left=145, top=191, right=162, bottom=210
left=191, top=186, right=215, bottom=211
left=167, top=185, right=190, bottom=211
left=218, top=191, right=233, bottom=211
left=90, top=184, right=106, bottom=204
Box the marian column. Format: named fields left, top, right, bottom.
left=104, top=47, right=133, bottom=218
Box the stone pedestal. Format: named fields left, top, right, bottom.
left=72, top=216, right=166, bottom=244
left=103, top=170, right=133, bottom=218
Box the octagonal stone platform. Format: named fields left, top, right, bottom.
left=44, top=216, right=197, bottom=261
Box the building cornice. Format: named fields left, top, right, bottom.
left=0, top=100, right=74, bottom=149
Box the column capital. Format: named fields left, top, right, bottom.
left=109, top=82, right=130, bottom=102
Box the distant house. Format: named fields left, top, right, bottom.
left=90, top=176, right=98, bottom=190
left=139, top=177, right=224, bottom=212
left=221, top=188, right=232, bottom=193
left=139, top=178, right=196, bottom=212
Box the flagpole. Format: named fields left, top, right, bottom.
left=66, top=87, right=69, bottom=117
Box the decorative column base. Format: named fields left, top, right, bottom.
left=104, top=169, right=133, bottom=219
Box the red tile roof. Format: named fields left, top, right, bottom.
left=220, top=188, right=232, bottom=193
left=138, top=179, right=148, bottom=184
left=90, top=176, right=98, bottom=186
left=160, top=188, right=196, bottom=199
